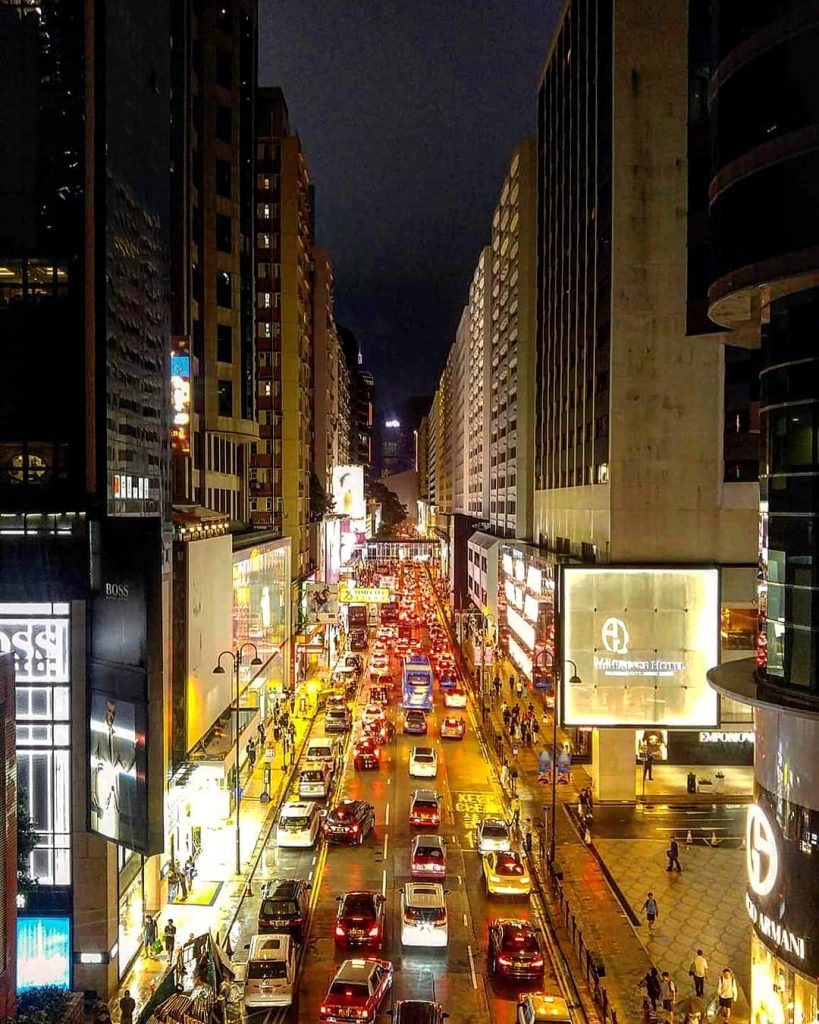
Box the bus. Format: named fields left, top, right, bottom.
left=402, top=655, right=434, bottom=710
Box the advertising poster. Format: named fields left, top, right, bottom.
left=17, top=916, right=71, bottom=990
left=562, top=566, right=720, bottom=727
left=305, top=582, right=339, bottom=624
left=332, top=465, right=366, bottom=519
left=89, top=690, right=148, bottom=849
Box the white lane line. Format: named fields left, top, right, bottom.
left=463, top=912, right=469, bottom=927
left=308, top=870, right=313, bottom=882
left=383, top=832, right=389, bottom=860
left=385, top=802, right=390, bottom=826
left=457, top=874, right=462, bottom=886
left=467, top=944, right=478, bottom=989
left=312, top=855, right=317, bottom=866
left=382, top=868, right=387, bottom=897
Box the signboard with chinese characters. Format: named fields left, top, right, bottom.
left=338, top=579, right=390, bottom=605
left=171, top=352, right=191, bottom=452
left=562, top=566, right=720, bottom=727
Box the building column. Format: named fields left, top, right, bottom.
left=592, top=728, right=635, bottom=801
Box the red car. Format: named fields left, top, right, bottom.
left=410, top=835, right=447, bottom=879
left=320, top=958, right=393, bottom=1023
left=440, top=716, right=465, bottom=740
left=409, top=789, right=441, bottom=827
left=354, top=737, right=381, bottom=770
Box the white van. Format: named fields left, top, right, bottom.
left=400, top=882, right=448, bottom=948
left=298, top=762, right=332, bottom=800
left=243, top=933, right=296, bottom=1008
left=276, top=801, right=321, bottom=848
left=305, top=736, right=338, bottom=769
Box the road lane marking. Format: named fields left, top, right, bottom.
left=457, top=874, right=462, bottom=886
left=382, top=868, right=387, bottom=897
left=383, top=832, right=389, bottom=860
left=386, top=802, right=390, bottom=826
left=308, top=870, right=313, bottom=882
left=463, top=912, right=469, bottom=927
left=467, top=944, right=478, bottom=988
left=312, top=855, right=317, bottom=866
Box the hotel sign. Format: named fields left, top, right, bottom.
left=0, top=611, right=70, bottom=683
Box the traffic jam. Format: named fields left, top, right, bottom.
left=232, top=563, right=575, bottom=1024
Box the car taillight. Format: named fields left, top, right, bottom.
left=335, top=925, right=346, bottom=937
left=368, top=925, right=380, bottom=936
left=320, top=1006, right=329, bottom=1015
left=531, top=957, right=544, bottom=967
left=351, top=824, right=359, bottom=833
left=497, top=956, right=513, bottom=966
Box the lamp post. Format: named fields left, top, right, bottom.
left=536, top=649, right=581, bottom=867
left=214, top=642, right=263, bottom=876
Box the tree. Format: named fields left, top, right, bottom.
left=17, top=789, right=39, bottom=898
left=309, top=471, right=335, bottom=522
left=370, top=480, right=407, bottom=536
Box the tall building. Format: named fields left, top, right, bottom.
left=356, top=369, right=376, bottom=479
left=488, top=139, right=537, bottom=540
left=0, top=0, right=171, bottom=995
left=524, top=0, right=757, bottom=801
left=467, top=247, right=493, bottom=518
left=449, top=309, right=470, bottom=515
left=311, top=246, right=343, bottom=496
left=703, top=3, right=819, bottom=1021
left=253, top=88, right=314, bottom=578
left=170, top=0, right=259, bottom=522
left=0, top=654, right=16, bottom=1016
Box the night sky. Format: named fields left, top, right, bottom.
left=258, top=1, right=562, bottom=414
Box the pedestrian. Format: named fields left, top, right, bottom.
left=174, top=945, right=187, bottom=989
left=143, top=913, right=157, bottom=957
left=716, top=968, right=738, bottom=1020
left=532, top=719, right=540, bottom=743
left=508, top=676, right=515, bottom=697
left=690, top=949, right=708, bottom=997
left=500, top=762, right=510, bottom=792
left=184, top=855, right=196, bottom=890
left=119, top=991, right=136, bottom=1024
left=288, top=721, right=296, bottom=743
left=164, top=918, right=177, bottom=958
left=273, top=724, right=281, bottom=743
left=502, top=707, right=511, bottom=730
left=511, top=743, right=520, bottom=765
left=257, top=721, right=266, bottom=746
left=246, top=738, right=256, bottom=771
left=643, top=749, right=654, bottom=781
left=644, top=967, right=662, bottom=1012
left=510, top=765, right=519, bottom=795
left=511, top=703, right=521, bottom=722
left=93, top=1002, right=112, bottom=1024
left=659, top=972, right=677, bottom=1022
left=584, top=786, right=594, bottom=817
left=667, top=836, right=682, bottom=872
left=524, top=818, right=534, bottom=855
left=527, top=700, right=535, bottom=717
left=642, top=891, right=658, bottom=934
left=516, top=678, right=524, bottom=699
left=509, top=720, right=518, bottom=741
left=510, top=794, right=521, bottom=827
left=578, top=789, right=588, bottom=820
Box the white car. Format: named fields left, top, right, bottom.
left=243, top=934, right=296, bottom=1008
left=476, top=817, right=512, bottom=855
left=443, top=688, right=467, bottom=708
left=276, top=801, right=322, bottom=848
left=408, top=746, right=438, bottom=778
left=400, top=882, right=448, bottom=947
left=363, top=702, right=385, bottom=725
left=370, top=654, right=389, bottom=672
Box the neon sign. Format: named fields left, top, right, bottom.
left=171, top=352, right=191, bottom=452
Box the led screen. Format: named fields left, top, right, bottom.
left=89, top=690, right=148, bottom=849
left=332, top=465, right=366, bottom=520
left=17, top=916, right=70, bottom=991
left=562, top=567, right=719, bottom=727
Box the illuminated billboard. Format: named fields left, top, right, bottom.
left=305, top=583, right=339, bottom=624
left=17, top=916, right=71, bottom=990
left=332, top=465, right=365, bottom=520
left=171, top=352, right=191, bottom=452
left=89, top=690, right=148, bottom=849
left=562, top=566, right=719, bottom=727
left=338, top=579, right=390, bottom=604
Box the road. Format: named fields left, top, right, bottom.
left=586, top=803, right=746, bottom=845
left=227, top=565, right=573, bottom=1024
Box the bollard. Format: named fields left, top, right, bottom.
left=710, top=831, right=719, bottom=846
left=686, top=829, right=693, bottom=845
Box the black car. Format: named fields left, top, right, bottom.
left=350, top=630, right=368, bottom=652
left=335, top=890, right=386, bottom=948
left=324, top=799, right=376, bottom=845
left=487, top=919, right=546, bottom=980
left=403, top=709, right=428, bottom=735
left=389, top=1002, right=449, bottom=1024
left=257, top=878, right=310, bottom=942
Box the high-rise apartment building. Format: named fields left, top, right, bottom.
left=449, top=309, right=470, bottom=515
left=488, top=139, right=537, bottom=540
left=253, top=88, right=314, bottom=578
left=170, top=0, right=259, bottom=522
left=703, top=4, right=819, bottom=1021
left=312, top=246, right=343, bottom=496
left=0, top=0, right=171, bottom=995
left=467, top=247, right=493, bottom=518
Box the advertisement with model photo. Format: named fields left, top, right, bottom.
left=89, top=690, right=147, bottom=849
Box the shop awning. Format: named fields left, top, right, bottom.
left=172, top=504, right=230, bottom=540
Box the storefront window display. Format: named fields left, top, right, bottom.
left=751, top=934, right=818, bottom=1024
left=233, top=540, right=290, bottom=697
left=118, top=868, right=144, bottom=977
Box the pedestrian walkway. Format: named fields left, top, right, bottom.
left=111, top=706, right=314, bottom=1021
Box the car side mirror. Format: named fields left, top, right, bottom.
left=335, top=895, right=342, bottom=901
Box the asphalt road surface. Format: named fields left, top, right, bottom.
left=586, top=803, right=746, bottom=845
left=227, top=567, right=575, bottom=1024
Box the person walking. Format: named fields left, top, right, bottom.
left=510, top=793, right=521, bottom=827
left=643, top=749, right=654, bottom=782
left=143, top=914, right=158, bottom=958
left=667, top=836, right=682, bottom=872
left=510, top=764, right=519, bottom=795
left=690, top=949, right=708, bottom=997
left=659, top=972, right=677, bottom=1022
left=524, top=818, right=534, bottom=855
left=502, top=707, right=511, bottom=731
left=500, top=762, right=510, bottom=792
left=532, top=718, right=540, bottom=744
left=246, top=738, right=256, bottom=773
left=516, top=678, right=525, bottom=699
left=257, top=720, right=266, bottom=746
left=578, top=788, right=588, bottom=821
left=716, top=968, right=738, bottom=1020
left=164, top=918, right=177, bottom=959
left=119, top=991, right=136, bottom=1024
left=288, top=721, right=296, bottom=746
left=644, top=967, right=662, bottom=1012
left=642, top=892, right=659, bottom=934
left=584, top=786, right=594, bottom=819
left=508, top=675, right=515, bottom=697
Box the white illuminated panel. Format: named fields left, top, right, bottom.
left=526, top=566, right=542, bottom=594
left=507, top=606, right=536, bottom=649
left=562, top=567, right=720, bottom=727
left=523, top=594, right=539, bottom=624
left=513, top=560, right=526, bottom=582
left=502, top=553, right=514, bottom=577
left=508, top=636, right=533, bottom=679
left=0, top=608, right=69, bottom=683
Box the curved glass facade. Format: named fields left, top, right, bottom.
left=759, top=289, right=819, bottom=696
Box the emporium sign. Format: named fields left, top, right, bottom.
left=0, top=610, right=70, bottom=683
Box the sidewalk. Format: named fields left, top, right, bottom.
left=113, top=708, right=314, bottom=1020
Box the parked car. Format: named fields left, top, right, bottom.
left=243, top=934, right=296, bottom=1008
left=257, top=878, right=310, bottom=941
left=476, top=817, right=512, bottom=855
left=324, top=706, right=352, bottom=733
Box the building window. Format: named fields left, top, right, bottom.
left=216, top=271, right=232, bottom=308
left=216, top=159, right=231, bottom=198
left=218, top=380, right=233, bottom=418
left=216, top=49, right=232, bottom=89
left=217, top=324, right=232, bottom=363
left=257, top=232, right=271, bottom=249
left=257, top=203, right=271, bottom=220
left=216, top=104, right=232, bottom=144
left=216, top=213, right=232, bottom=253
left=597, top=462, right=609, bottom=484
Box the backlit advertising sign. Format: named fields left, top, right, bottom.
left=0, top=609, right=69, bottom=683
left=338, top=580, right=390, bottom=604
left=17, top=916, right=71, bottom=990
left=305, top=582, right=339, bottom=624
left=562, top=566, right=719, bottom=727
left=89, top=690, right=147, bottom=849
left=332, top=465, right=365, bottom=520
left=171, top=352, right=191, bottom=452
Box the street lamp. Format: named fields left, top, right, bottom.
left=214, top=642, right=263, bottom=876
left=536, top=650, right=581, bottom=867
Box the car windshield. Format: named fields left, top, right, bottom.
left=414, top=753, right=434, bottom=763
left=342, top=895, right=377, bottom=917
left=280, top=815, right=310, bottom=828
left=261, top=899, right=297, bottom=916
left=328, top=982, right=370, bottom=1001
left=247, top=961, right=287, bottom=979
left=327, top=711, right=345, bottom=720
left=332, top=803, right=357, bottom=820
left=416, top=847, right=443, bottom=859
left=501, top=928, right=539, bottom=953
left=310, top=746, right=331, bottom=758
left=407, top=712, right=424, bottom=721
left=302, top=770, right=324, bottom=781
left=405, top=906, right=446, bottom=923
left=496, top=856, right=525, bottom=876
left=414, top=800, right=437, bottom=811
left=482, top=824, right=508, bottom=838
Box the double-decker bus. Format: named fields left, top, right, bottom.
left=401, top=655, right=434, bottom=710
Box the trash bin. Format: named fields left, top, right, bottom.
left=687, top=772, right=696, bottom=794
